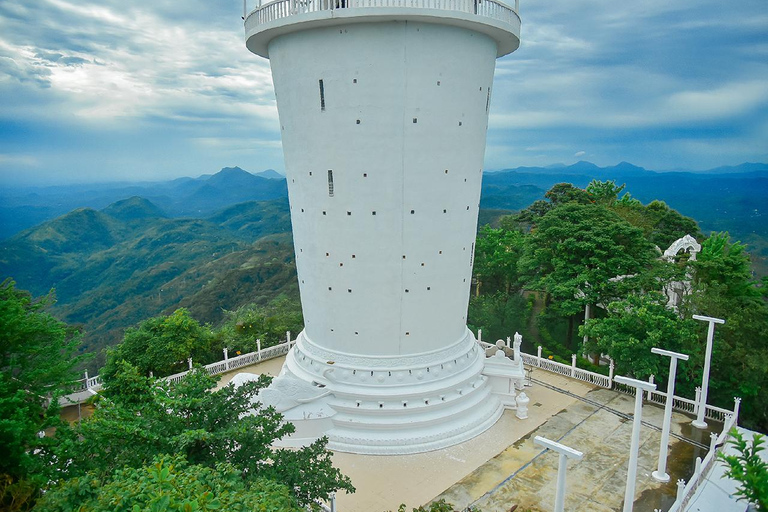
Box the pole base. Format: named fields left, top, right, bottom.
left=691, top=419, right=708, bottom=429
left=651, top=470, right=670, bottom=483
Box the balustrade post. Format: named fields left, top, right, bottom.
left=537, top=345, right=542, bottom=367
left=647, top=375, right=655, bottom=400
left=722, top=414, right=733, bottom=436
left=609, top=359, right=614, bottom=385
left=694, top=387, right=701, bottom=414
left=676, top=479, right=686, bottom=501
left=733, top=397, right=741, bottom=425
left=257, top=339, right=262, bottom=361
left=477, top=329, right=482, bottom=344
left=571, top=354, right=576, bottom=377
left=506, top=336, right=511, bottom=349
left=223, top=348, right=229, bottom=370
left=709, top=432, right=718, bottom=453
left=188, top=357, right=193, bottom=370
left=84, top=370, right=89, bottom=388
left=513, top=332, right=522, bottom=362
left=287, top=330, right=292, bottom=347
left=694, top=456, right=701, bottom=478
left=329, top=492, right=337, bottom=512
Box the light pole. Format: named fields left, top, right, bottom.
left=534, top=436, right=584, bottom=512
left=614, top=375, right=656, bottom=512
left=650, top=348, right=689, bottom=482
left=691, top=315, right=725, bottom=429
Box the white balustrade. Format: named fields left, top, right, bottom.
left=245, top=0, right=519, bottom=32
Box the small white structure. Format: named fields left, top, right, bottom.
left=243, top=0, right=522, bottom=453
left=650, top=348, right=689, bottom=483
left=614, top=375, right=656, bottom=512
left=534, top=436, right=583, bottom=512
left=691, top=315, right=725, bottom=429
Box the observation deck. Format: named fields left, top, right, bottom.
left=244, top=0, right=521, bottom=58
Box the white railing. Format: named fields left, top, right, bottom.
left=665, top=405, right=740, bottom=512
left=487, top=334, right=739, bottom=424
left=245, top=0, right=519, bottom=32
left=61, top=334, right=296, bottom=404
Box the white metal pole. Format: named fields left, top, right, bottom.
left=692, top=315, right=725, bottom=429
left=650, top=348, right=689, bottom=482
left=614, top=375, right=656, bottom=512
left=534, top=436, right=584, bottom=512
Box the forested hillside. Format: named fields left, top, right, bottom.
left=0, top=196, right=297, bottom=361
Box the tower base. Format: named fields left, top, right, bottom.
left=252, top=329, right=525, bottom=455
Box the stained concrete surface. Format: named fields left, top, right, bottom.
left=168, top=357, right=719, bottom=512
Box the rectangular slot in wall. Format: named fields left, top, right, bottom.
left=319, top=79, right=326, bottom=111
left=328, top=169, right=334, bottom=197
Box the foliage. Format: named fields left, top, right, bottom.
left=519, top=202, right=656, bottom=317
left=0, top=279, right=86, bottom=509
left=693, top=233, right=760, bottom=299
left=102, top=309, right=214, bottom=380
left=47, top=364, right=354, bottom=507
left=468, top=293, right=532, bottom=347
left=717, top=428, right=768, bottom=510
left=683, top=233, right=768, bottom=431
left=473, top=227, right=526, bottom=295
left=580, top=292, right=699, bottom=380
left=215, top=296, right=304, bottom=354
left=391, top=499, right=458, bottom=512
left=34, top=454, right=303, bottom=512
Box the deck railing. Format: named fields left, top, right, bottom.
left=244, top=0, right=519, bottom=32
left=481, top=333, right=739, bottom=424
left=62, top=334, right=296, bottom=405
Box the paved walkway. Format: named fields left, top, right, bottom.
left=203, top=358, right=721, bottom=512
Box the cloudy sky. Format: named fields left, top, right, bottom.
left=0, top=0, right=766, bottom=185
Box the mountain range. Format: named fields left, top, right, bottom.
left=1, top=162, right=765, bottom=364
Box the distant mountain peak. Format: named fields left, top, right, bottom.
left=102, top=196, right=167, bottom=221
left=255, top=169, right=285, bottom=179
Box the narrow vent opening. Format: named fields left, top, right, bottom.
left=327, top=169, right=334, bottom=196
left=319, top=79, right=325, bottom=111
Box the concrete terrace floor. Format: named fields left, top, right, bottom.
left=211, top=358, right=718, bottom=512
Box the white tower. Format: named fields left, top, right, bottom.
left=245, top=0, right=521, bottom=455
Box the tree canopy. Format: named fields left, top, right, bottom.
left=0, top=280, right=86, bottom=509
left=45, top=364, right=354, bottom=509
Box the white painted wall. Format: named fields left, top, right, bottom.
left=270, top=21, right=497, bottom=357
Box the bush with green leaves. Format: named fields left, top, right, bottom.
left=102, top=308, right=214, bottom=380
left=46, top=363, right=354, bottom=508
left=718, top=428, right=767, bottom=510
left=34, top=455, right=303, bottom=512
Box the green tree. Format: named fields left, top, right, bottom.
left=473, top=226, right=525, bottom=295
left=580, top=292, right=699, bottom=381
left=102, top=308, right=213, bottom=380
left=216, top=296, right=304, bottom=354
left=34, top=454, right=303, bottom=512
left=519, top=202, right=656, bottom=347
left=585, top=179, right=626, bottom=205
left=0, top=280, right=86, bottom=509
left=48, top=364, right=354, bottom=507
